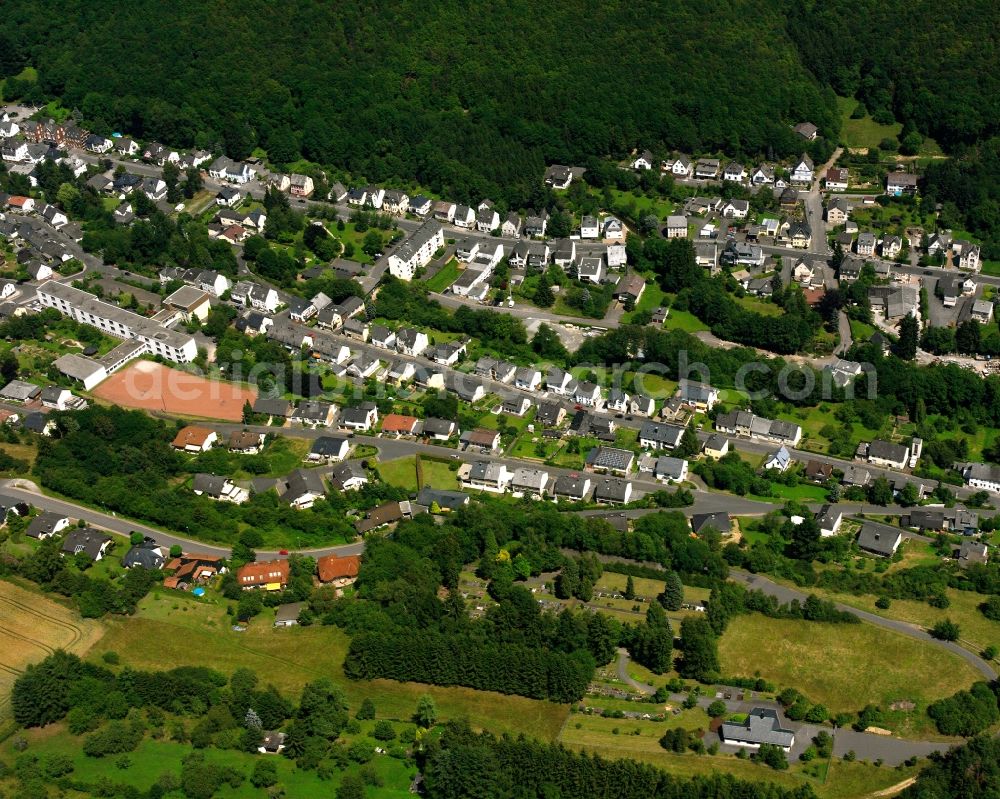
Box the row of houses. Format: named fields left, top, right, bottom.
left=632, top=151, right=816, bottom=186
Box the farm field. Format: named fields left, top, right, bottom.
left=0, top=580, right=105, bottom=727
left=91, top=590, right=569, bottom=740
left=718, top=614, right=980, bottom=737
left=93, top=361, right=257, bottom=421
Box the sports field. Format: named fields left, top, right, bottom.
left=0, top=581, right=105, bottom=725
left=93, top=361, right=257, bottom=421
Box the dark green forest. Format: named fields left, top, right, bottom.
left=2, top=0, right=838, bottom=206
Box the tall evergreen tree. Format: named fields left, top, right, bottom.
left=658, top=571, right=684, bottom=611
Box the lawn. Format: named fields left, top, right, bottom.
left=418, top=456, right=461, bottom=490
left=718, top=614, right=981, bottom=737
left=92, top=593, right=570, bottom=740
left=10, top=722, right=416, bottom=798
left=662, top=308, right=709, bottom=333
left=423, top=258, right=462, bottom=293
left=735, top=295, right=782, bottom=317
left=621, top=282, right=667, bottom=324
left=835, top=96, right=941, bottom=155
left=378, top=455, right=419, bottom=492
left=751, top=481, right=830, bottom=503
left=608, top=189, right=675, bottom=221
left=849, top=319, right=876, bottom=341
left=510, top=433, right=563, bottom=461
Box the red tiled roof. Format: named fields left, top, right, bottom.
left=317, top=554, right=360, bottom=583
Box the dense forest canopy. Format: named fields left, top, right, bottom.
left=787, top=0, right=1000, bottom=149
left=2, top=0, right=836, bottom=204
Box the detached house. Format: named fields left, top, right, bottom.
left=886, top=172, right=918, bottom=196
left=825, top=167, right=848, bottom=191
left=791, top=154, right=814, bottom=184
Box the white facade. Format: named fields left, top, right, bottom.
left=388, top=220, right=445, bottom=280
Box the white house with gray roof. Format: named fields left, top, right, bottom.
left=388, top=220, right=444, bottom=280
left=721, top=708, right=795, bottom=752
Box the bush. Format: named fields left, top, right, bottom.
left=371, top=720, right=396, bottom=741
left=707, top=700, right=727, bottom=718
left=251, top=760, right=278, bottom=788
left=930, top=619, right=960, bottom=641
left=927, top=683, right=1000, bottom=737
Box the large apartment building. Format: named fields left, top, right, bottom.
left=387, top=220, right=444, bottom=280
left=36, top=282, right=197, bottom=363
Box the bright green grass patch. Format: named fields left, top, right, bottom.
left=423, top=258, right=462, bottom=293
left=378, top=455, right=419, bottom=491
left=662, top=309, right=709, bottom=333
left=419, top=457, right=461, bottom=490
left=849, top=319, right=876, bottom=341
left=735, top=295, right=782, bottom=317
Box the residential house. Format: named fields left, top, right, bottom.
left=26, top=512, right=71, bottom=540
left=476, top=206, right=500, bottom=232
left=192, top=473, right=249, bottom=504
left=866, top=439, right=910, bottom=470
left=816, top=505, right=843, bottom=537
left=452, top=204, right=475, bottom=228
left=381, top=413, right=420, bottom=437
left=654, top=456, right=688, bottom=483
left=387, top=220, right=445, bottom=280
left=794, top=122, right=818, bottom=140
left=882, top=235, right=902, bottom=259
left=501, top=395, right=532, bottom=416
left=290, top=400, right=337, bottom=427
left=587, top=447, right=635, bottom=475
left=826, top=197, right=850, bottom=225
left=804, top=460, right=833, bottom=482
left=381, top=189, right=409, bottom=214
left=171, top=426, right=217, bottom=452
left=460, top=428, right=501, bottom=452
left=721, top=708, right=795, bottom=752
left=355, top=501, right=413, bottom=534
left=632, top=150, right=655, bottom=170
left=593, top=476, right=633, bottom=505
left=856, top=523, right=902, bottom=557
left=721, top=199, right=749, bottom=219
left=505, top=467, right=548, bottom=497
left=723, top=162, right=747, bottom=183
left=501, top=212, right=522, bottom=238
left=825, top=167, right=849, bottom=191
left=764, top=445, right=792, bottom=472
left=524, top=210, right=548, bottom=237
left=665, top=215, right=688, bottom=239
left=535, top=401, right=565, bottom=427
left=791, top=154, right=814, bottom=184
left=670, top=156, right=693, bottom=176
left=856, top=231, right=877, bottom=257
left=677, top=380, right=719, bottom=411
left=551, top=473, right=592, bottom=501
left=574, top=381, right=603, bottom=408
left=691, top=512, right=731, bottom=536
left=694, top=158, right=720, bottom=179
left=422, top=418, right=456, bottom=440
left=603, top=217, right=624, bottom=241
left=464, top=461, right=511, bottom=493
left=957, top=542, right=989, bottom=568
left=615, top=273, right=646, bottom=305
left=972, top=299, right=994, bottom=324
left=580, top=215, right=600, bottom=239
left=238, top=559, right=290, bottom=590
left=228, top=430, right=265, bottom=455
left=396, top=327, right=429, bottom=357
left=280, top=469, right=328, bottom=509
left=317, top=554, right=361, bottom=587
left=307, top=436, right=351, bottom=463
left=273, top=602, right=306, bottom=627
left=544, top=165, right=574, bottom=189
left=408, top=195, right=432, bottom=216
left=386, top=359, right=416, bottom=384
left=252, top=396, right=291, bottom=419
left=61, top=528, right=113, bottom=562
left=963, top=462, right=1000, bottom=493
left=639, top=421, right=684, bottom=451
left=341, top=401, right=378, bottom=432
left=789, top=220, right=811, bottom=249
left=886, top=172, right=918, bottom=196
left=703, top=434, right=729, bottom=459
left=750, top=164, right=775, bottom=186
left=514, top=367, right=542, bottom=391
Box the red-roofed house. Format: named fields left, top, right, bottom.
left=380, top=414, right=420, bottom=436
left=317, top=554, right=361, bottom=587
left=237, top=559, right=290, bottom=590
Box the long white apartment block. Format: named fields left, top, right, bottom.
left=36, top=282, right=197, bottom=363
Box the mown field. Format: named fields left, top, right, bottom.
left=0, top=580, right=106, bottom=727
left=90, top=590, right=569, bottom=740
left=718, top=614, right=980, bottom=738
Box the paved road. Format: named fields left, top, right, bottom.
left=730, top=569, right=997, bottom=680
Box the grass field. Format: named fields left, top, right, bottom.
left=718, top=614, right=980, bottom=737
left=662, top=308, right=709, bottom=333
left=10, top=720, right=416, bottom=798
left=622, top=282, right=668, bottom=324
left=777, top=582, right=1000, bottom=660
left=423, top=258, right=462, bottom=293
left=419, top=457, right=461, bottom=490
left=378, top=455, right=420, bottom=491
left=91, top=591, right=569, bottom=740
left=0, top=580, right=106, bottom=727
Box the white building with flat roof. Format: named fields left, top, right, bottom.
left=36, top=282, right=197, bottom=363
